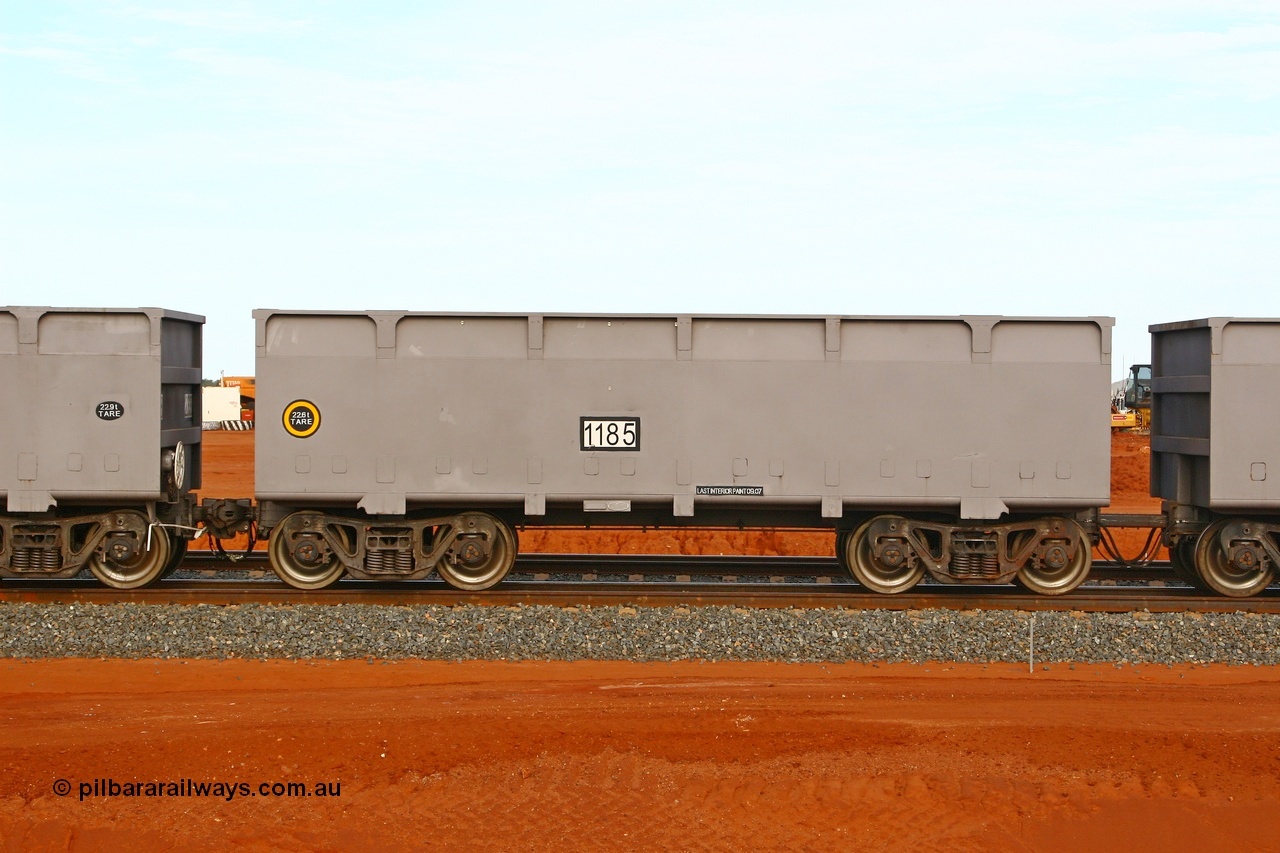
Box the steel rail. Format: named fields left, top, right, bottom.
left=175, top=551, right=1172, bottom=582
left=3, top=576, right=1275, bottom=612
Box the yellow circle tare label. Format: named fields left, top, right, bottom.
left=282, top=400, right=321, bottom=438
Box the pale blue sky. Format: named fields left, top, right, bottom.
left=3, top=1, right=1277, bottom=375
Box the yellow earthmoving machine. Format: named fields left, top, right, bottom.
left=1111, top=363, right=1151, bottom=430
left=1110, top=406, right=1138, bottom=430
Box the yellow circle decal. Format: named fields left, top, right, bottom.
left=282, top=400, right=321, bottom=438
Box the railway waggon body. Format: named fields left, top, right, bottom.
left=1152, top=318, right=1280, bottom=597
left=7, top=306, right=1275, bottom=598
left=253, top=311, right=1112, bottom=594
left=0, top=307, right=203, bottom=588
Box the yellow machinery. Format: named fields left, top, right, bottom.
left=221, top=376, right=256, bottom=420
left=1111, top=364, right=1151, bottom=430
left=1110, top=406, right=1138, bottom=429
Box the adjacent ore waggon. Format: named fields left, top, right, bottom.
left=0, top=307, right=204, bottom=588
left=1152, top=318, right=1280, bottom=597
left=252, top=311, right=1112, bottom=594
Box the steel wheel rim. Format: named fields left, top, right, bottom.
left=88, top=514, right=171, bottom=589
left=268, top=512, right=347, bottom=590
left=843, top=516, right=923, bottom=594
left=1015, top=519, right=1091, bottom=595
left=438, top=516, right=517, bottom=591
left=160, top=537, right=189, bottom=579
left=1168, top=538, right=1204, bottom=588
left=1194, top=519, right=1274, bottom=598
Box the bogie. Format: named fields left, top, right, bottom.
left=264, top=509, right=519, bottom=592
left=839, top=515, right=1093, bottom=595
left=1193, top=519, right=1278, bottom=599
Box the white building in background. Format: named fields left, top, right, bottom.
left=202, top=386, right=241, bottom=426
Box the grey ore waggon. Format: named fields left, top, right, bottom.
left=1150, top=317, right=1280, bottom=597
left=251, top=311, right=1113, bottom=594
left=0, top=307, right=203, bottom=588
left=12, top=307, right=1277, bottom=598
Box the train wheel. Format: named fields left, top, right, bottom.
left=160, top=537, right=189, bottom=579
left=1194, top=519, right=1274, bottom=598
left=437, top=513, right=517, bottom=591
left=1015, top=520, right=1091, bottom=596
left=1168, top=537, right=1205, bottom=589
left=89, top=513, right=171, bottom=589
left=843, top=516, right=923, bottom=594
left=268, top=512, right=348, bottom=590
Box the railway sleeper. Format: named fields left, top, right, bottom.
left=265, top=510, right=517, bottom=591
left=842, top=514, right=1092, bottom=595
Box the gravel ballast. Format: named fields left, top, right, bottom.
left=3, top=603, right=1279, bottom=664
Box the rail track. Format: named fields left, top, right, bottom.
left=3, top=554, right=1277, bottom=613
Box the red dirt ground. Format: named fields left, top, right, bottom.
left=5, top=430, right=1263, bottom=851
left=4, top=660, right=1280, bottom=851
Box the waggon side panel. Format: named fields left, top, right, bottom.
left=254, top=312, right=1112, bottom=522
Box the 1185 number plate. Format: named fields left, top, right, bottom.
left=581, top=417, right=640, bottom=451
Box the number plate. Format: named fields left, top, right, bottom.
left=580, top=417, right=640, bottom=451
